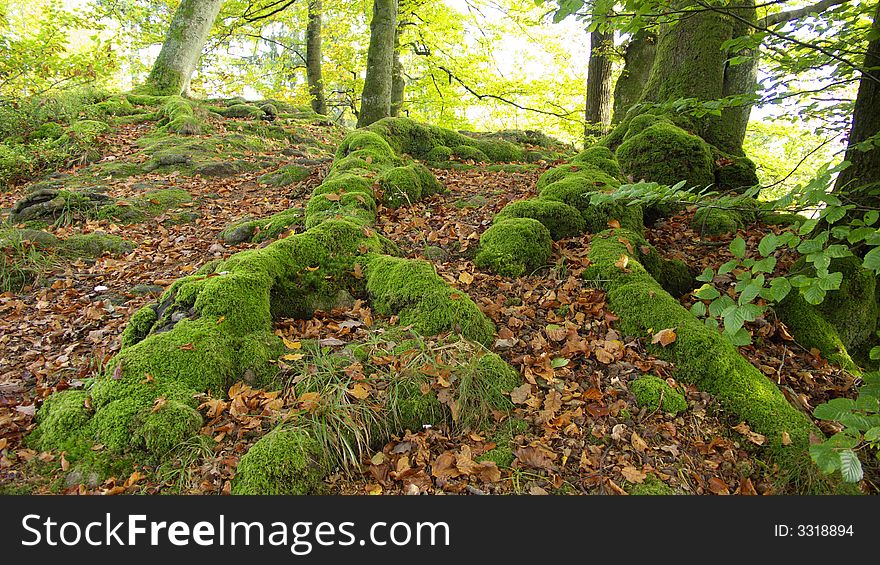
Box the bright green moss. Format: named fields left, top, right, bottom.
left=652, top=257, right=694, bottom=298
left=584, top=229, right=838, bottom=493
left=30, top=390, right=95, bottom=459
left=536, top=163, right=620, bottom=194
left=539, top=176, right=644, bottom=234
left=99, top=189, right=193, bottom=223
left=476, top=417, right=529, bottom=468
left=223, top=104, right=264, bottom=119
left=616, top=122, right=715, bottom=187
left=366, top=255, right=495, bottom=346
left=258, top=164, right=311, bottom=187
left=494, top=199, right=586, bottom=240
left=426, top=145, right=453, bottom=162
left=475, top=218, right=553, bottom=277
left=165, top=116, right=203, bottom=135
left=232, top=428, right=328, bottom=495
left=251, top=208, right=305, bottom=242
left=715, top=154, right=759, bottom=192
left=691, top=196, right=760, bottom=236
left=627, top=474, right=677, bottom=495
left=390, top=377, right=447, bottom=433
left=629, top=375, right=687, bottom=414
left=459, top=353, right=521, bottom=427
left=311, top=173, right=374, bottom=198
left=141, top=400, right=202, bottom=455
left=453, top=145, right=488, bottom=162
left=571, top=146, right=623, bottom=179
left=61, top=232, right=133, bottom=258
left=121, top=305, right=158, bottom=348
left=305, top=192, right=376, bottom=229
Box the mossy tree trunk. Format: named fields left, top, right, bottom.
left=391, top=26, right=405, bottom=117
left=584, top=23, right=614, bottom=138
left=145, top=0, right=223, bottom=96
left=357, top=0, right=398, bottom=128
left=637, top=0, right=755, bottom=155
left=306, top=0, right=327, bottom=116
left=612, top=30, right=656, bottom=123
left=833, top=2, right=880, bottom=205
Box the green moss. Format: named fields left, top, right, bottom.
left=306, top=192, right=377, bottom=229
left=231, top=428, right=327, bottom=495
left=223, top=104, right=265, bottom=119
left=459, top=352, right=521, bottom=426
left=390, top=377, right=446, bottom=433
left=453, top=145, right=488, bottom=162
left=652, top=258, right=694, bottom=298
left=539, top=176, right=644, bottom=234
left=627, top=474, right=677, bottom=495
left=312, top=173, right=374, bottom=198
left=61, top=232, right=133, bottom=257
left=141, top=400, right=202, bottom=455
left=616, top=122, right=715, bottom=187
left=761, top=212, right=804, bottom=227
left=571, top=146, right=623, bottom=179
left=30, top=390, right=95, bottom=459
left=99, top=189, right=193, bottom=223
left=253, top=208, right=305, bottom=242
left=494, top=198, right=586, bottom=240
left=475, top=218, right=553, bottom=277
left=121, top=305, right=158, bottom=348
left=377, top=163, right=442, bottom=208
left=476, top=417, right=529, bottom=468
left=536, top=163, right=621, bottom=194
left=258, top=164, right=311, bottom=187
left=583, top=229, right=839, bottom=493
left=629, top=375, right=688, bottom=414
left=366, top=255, right=495, bottom=346
left=715, top=153, right=759, bottom=192
left=426, top=145, right=453, bottom=162
left=691, top=196, right=760, bottom=236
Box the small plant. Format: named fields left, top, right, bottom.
left=0, top=233, right=54, bottom=292
left=809, top=373, right=880, bottom=483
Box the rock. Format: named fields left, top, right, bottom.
left=0, top=228, right=59, bottom=247
left=10, top=189, right=110, bottom=222
left=129, top=284, right=164, bottom=296
left=281, top=147, right=307, bottom=157
left=422, top=245, right=448, bottom=261
left=61, top=232, right=134, bottom=258
left=208, top=243, right=226, bottom=254
left=157, top=153, right=190, bottom=166
left=194, top=161, right=245, bottom=177
left=219, top=219, right=256, bottom=245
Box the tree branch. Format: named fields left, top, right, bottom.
left=760, top=0, right=850, bottom=27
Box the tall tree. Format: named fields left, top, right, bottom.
left=833, top=2, right=880, bottom=201
left=584, top=12, right=614, bottom=138
left=358, top=0, right=398, bottom=128
left=391, top=26, right=405, bottom=117
left=145, top=0, right=224, bottom=95
left=306, top=0, right=327, bottom=115
left=611, top=29, right=656, bottom=123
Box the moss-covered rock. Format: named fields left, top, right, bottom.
left=690, top=196, right=760, bottom=236
left=616, top=121, right=715, bottom=187
left=231, top=428, right=327, bottom=495
left=475, top=218, right=553, bottom=277
left=715, top=153, right=759, bottom=192
left=258, top=163, right=311, bottom=187
left=61, top=232, right=133, bottom=257
left=366, top=255, right=495, bottom=346
left=571, top=146, right=624, bottom=180
left=539, top=176, right=644, bottom=234
left=426, top=145, right=453, bottom=162
left=495, top=198, right=586, bottom=240
left=453, top=145, right=489, bottom=162
left=629, top=375, right=687, bottom=414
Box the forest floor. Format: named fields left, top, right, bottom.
left=0, top=115, right=865, bottom=495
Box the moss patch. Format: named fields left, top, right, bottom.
left=475, top=218, right=553, bottom=277
left=495, top=199, right=586, bottom=240
left=616, top=121, right=715, bottom=187
left=629, top=375, right=687, bottom=414
left=231, top=428, right=327, bottom=495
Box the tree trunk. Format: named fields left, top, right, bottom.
left=721, top=0, right=758, bottom=154
left=357, top=0, right=398, bottom=128
left=833, top=3, right=880, bottom=201
left=145, top=0, right=223, bottom=96
left=391, top=27, right=405, bottom=117
left=638, top=1, right=755, bottom=155
left=584, top=26, right=614, bottom=138
left=612, top=30, right=656, bottom=123
left=306, top=0, right=327, bottom=115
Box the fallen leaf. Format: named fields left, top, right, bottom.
left=651, top=328, right=677, bottom=347
left=621, top=466, right=646, bottom=483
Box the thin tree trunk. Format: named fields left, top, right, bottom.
left=145, top=0, right=223, bottom=95
left=357, top=0, right=398, bottom=128
left=612, top=30, right=656, bottom=123
left=391, top=27, right=405, bottom=117
left=834, top=2, right=880, bottom=200
left=306, top=0, right=327, bottom=115
left=721, top=0, right=758, bottom=154
left=584, top=26, right=614, bottom=139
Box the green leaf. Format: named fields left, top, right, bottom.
left=838, top=450, right=863, bottom=483
left=854, top=394, right=880, bottom=413
left=551, top=357, right=570, bottom=368
left=758, top=233, right=778, bottom=257
left=864, top=427, right=880, bottom=443
left=864, top=210, right=879, bottom=226
left=690, top=301, right=707, bottom=317
left=709, top=295, right=735, bottom=317
left=809, top=442, right=841, bottom=474
left=802, top=282, right=826, bottom=305
left=870, top=346, right=880, bottom=361
left=821, top=205, right=846, bottom=224
left=768, top=277, right=792, bottom=302
left=813, top=398, right=856, bottom=421
left=696, top=267, right=714, bottom=282
left=729, top=236, right=746, bottom=259
left=725, top=327, right=752, bottom=346
left=694, top=283, right=720, bottom=300
left=717, top=260, right=739, bottom=275
left=752, top=256, right=777, bottom=274
left=798, top=219, right=818, bottom=235
left=817, top=270, right=843, bottom=291
left=863, top=246, right=880, bottom=272
left=738, top=281, right=762, bottom=305
left=722, top=305, right=749, bottom=334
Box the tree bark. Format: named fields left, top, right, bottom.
left=833, top=2, right=880, bottom=201
left=637, top=1, right=755, bottom=155
left=357, top=0, right=398, bottom=128
left=306, top=0, right=327, bottom=115
left=391, top=26, right=405, bottom=117
left=612, top=30, right=656, bottom=123
left=584, top=26, right=614, bottom=139
left=145, top=0, right=224, bottom=95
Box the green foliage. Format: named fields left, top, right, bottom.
left=629, top=375, right=687, bottom=415
left=810, top=374, right=880, bottom=483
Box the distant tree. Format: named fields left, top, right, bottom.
left=306, top=0, right=327, bottom=115
left=358, top=0, right=398, bottom=127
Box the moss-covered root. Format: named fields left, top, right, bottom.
left=475, top=218, right=553, bottom=277
left=494, top=199, right=586, bottom=240
left=584, top=228, right=839, bottom=493
left=231, top=428, right=328, bottom=495
left=365, top=255, right=496, bottom=346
